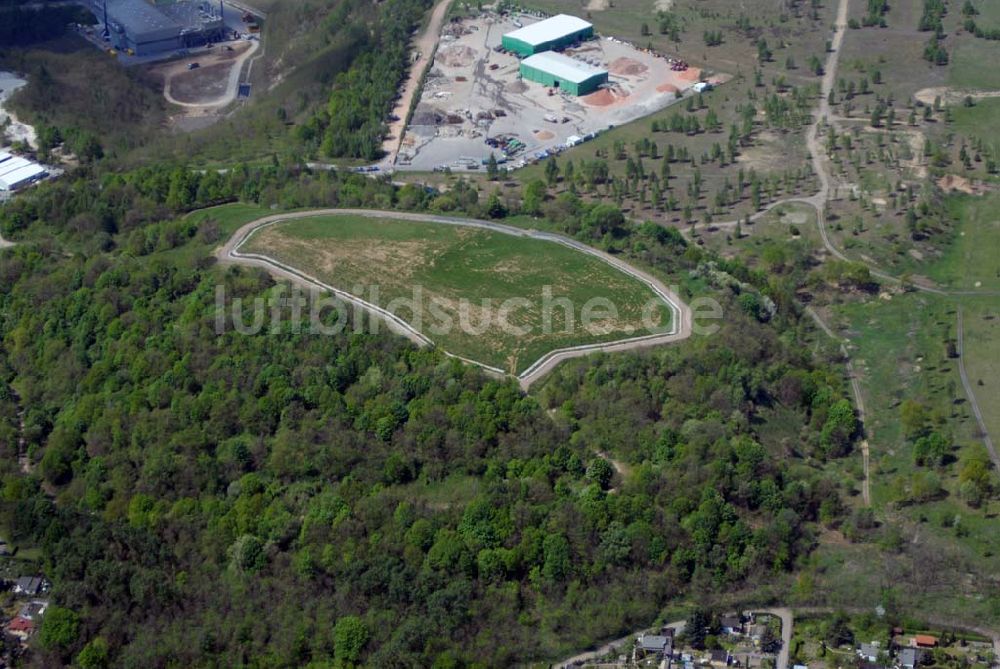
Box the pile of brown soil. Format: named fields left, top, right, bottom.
left=582, top=87, right=628, bottom=107
left=583, top=88, right=615, bottom=106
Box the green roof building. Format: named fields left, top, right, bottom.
left=501, top=14, right=594, bottom=57
left=519, top=51, right=608, bottom=96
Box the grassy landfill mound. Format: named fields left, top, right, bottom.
left=240, top=213, right=672, bottom=374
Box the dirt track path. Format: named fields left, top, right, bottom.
left=806, top=306, right=871, bottom=505
left=217, top=208, right=692, bottom=389
left=380, top=0, right=455, bottom=168
left=0, top=233, right=13, bottom=249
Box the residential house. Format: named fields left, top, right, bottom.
left=709, top=649, right=731, bottom=668
left=793, top=664, right=809, bottom=669
left=8, top=616, right=34, bottom=640
left=636, top=633, right=673, bottom=661
left=721, top=615, right=744, bottom=636
left=858, top=643, right=882, bottom=663
left=12, top=576, right=43, bottom=596
left=18, top=600, right=48, bottom=621
left=911, top=636, right=938, bottom=649
left=899, top=647, right=926, bottom=669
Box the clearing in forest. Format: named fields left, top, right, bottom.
left=237, top=213, right=674, bottom=374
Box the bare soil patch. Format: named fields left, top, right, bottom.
left=438, top=45, right=477, bottom=68
left=169, top=63, right=231, bottom=104
left=533, top=129, right=555, bottom=140
left=608, top=57, right=648, bottom=77
left=914, top=86, right=1000, bottom=106
left=656, top=83, right=679, bottom=93
left=678, top=67, right=702, bottom=82
left=507, top=80, right=527, bottom=94
left=938, top=174, right=987, bottom=195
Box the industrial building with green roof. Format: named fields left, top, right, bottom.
left=501, top=14, right=594, bottom=57
left=518, top=52, right=608, bottom=96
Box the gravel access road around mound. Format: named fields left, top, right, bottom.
left=218, top=209, right=693, bottom=389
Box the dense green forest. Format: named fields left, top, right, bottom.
left=1, top=0, right=431, bottom=166
left=295, top=0, right=435, bottom=159
left=0, top=4, right=93, bottom=47
left=0, top=162, right=859, bottom=666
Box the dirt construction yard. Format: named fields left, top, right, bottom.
left=148, top=40, right=255, bottom=108
left=398, top=13, right=706, bottom=172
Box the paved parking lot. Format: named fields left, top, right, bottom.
left=397, top=13, right=705, bottom=172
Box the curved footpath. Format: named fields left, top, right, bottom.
left=218, top=209, right=693, bottom=390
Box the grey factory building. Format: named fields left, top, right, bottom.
left=89, top=0, right=226, bottom=55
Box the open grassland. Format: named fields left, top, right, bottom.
left=829, top=295, right=977, bottom=507
left=950, top=38, right=1000, bottom=91
left=186, top=202, right=271, bottom=237
left=960, top=297, right=1000, bottom=447
left=931, top=194, right=1000, bottom=291
left=241, top=214, right=671, bottom=373
left=823, top=291, right=1000, bottom=614
left=806, top=528, right=1000, bottom=629
left=839, top=0, right=949, bottom=102
left=698, top=200, right=820, bottom=261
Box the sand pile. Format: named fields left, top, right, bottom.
left=534, top=130, right=555, bottom=140
left=657, top=83, right=679, bottom=93
left=583, top=86, right=628, bottom=107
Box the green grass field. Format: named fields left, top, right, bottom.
left=829, top=294, right=977, bottom=506
left=241, top=214, right=672, bottom=373
left=950, top=98, right=1000, bottom=166
left=930, top=194, right=1000, bottom=291
left=949, top=38, right=1000, bottom=91
left=185, top=202, right=271, bottom=237
left=960, top=296, right=1000, bottom=449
